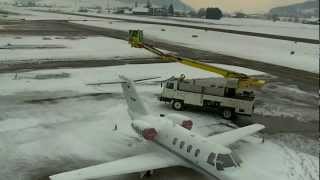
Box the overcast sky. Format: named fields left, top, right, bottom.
left=181, top=0, right=306, bottom=13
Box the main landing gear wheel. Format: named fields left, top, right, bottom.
left=172, top=101, right=184, bottom=111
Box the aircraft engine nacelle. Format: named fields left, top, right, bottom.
left=166, top=114, right=193, bottom=130
left=132, top=120, right=158, bottom=141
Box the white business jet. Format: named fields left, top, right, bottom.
left=50, top=75, right=265, bottom=180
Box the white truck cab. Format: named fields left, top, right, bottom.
left=159, top=76, right=255, bottom=119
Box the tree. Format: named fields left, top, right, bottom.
left=168, top=4, right=174, bottom=16
left=206, top=8, right=223, bottom=20
left=134, top=1, right=138, bottom=8
left=198, top=8, right=206, bottom=18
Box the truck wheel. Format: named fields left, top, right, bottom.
left=222, top=108, right=234, bottom=120
left=172, top=101, right=184, bottom=111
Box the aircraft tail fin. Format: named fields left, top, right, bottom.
left=119, top=75, right=149, bottom=120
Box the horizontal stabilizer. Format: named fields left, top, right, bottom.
left=50, top=152, right=182, bottom=180
left=87, top=76, right=160, bottom=86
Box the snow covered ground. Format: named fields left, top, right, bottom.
left=254, top=82, right=319, bottom=123
left=0, top=64, right=318, bottom=180
left=101, top=13, right=317, bottom=39
left=0, top=63, right=263, bottom=95
left=1, top=7, right=318, bottom=73
left=1, top=6, right=98, bottom=21
left=0, top=35, right=155, bottom=62
left=73, top=20, right=319, bottom=73
left=6, top=7, right=318, bottom=40
left=41, top=8, right=319, bottom=40
left=167, top=16, right=319, bottom=40
left=0, top=6, right=318, bottom=180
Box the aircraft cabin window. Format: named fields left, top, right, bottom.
left=173, top=138, right=178, bottom=145
left=180, top=141, right=185, bottom=149
left=217, top=154, right=236, bottom=168
left=187, top=145, right=192, bottom=153
left=207, top=153, right=216, bottom=166
left=195, top=149, right=200, bottom=157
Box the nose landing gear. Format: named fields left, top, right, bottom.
left=140, top=170, right=154, bottom=179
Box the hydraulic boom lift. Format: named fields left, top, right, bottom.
left=128, top=30, right=266, bottom=89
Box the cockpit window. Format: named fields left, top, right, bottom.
left=207, top=153, right=216, bottom=166
left=216, top=162, right=224, bottom=171
left=217, top=154, right=237, bottom=168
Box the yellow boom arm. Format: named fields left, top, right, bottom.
left=129, top=30, right=265, bottom=89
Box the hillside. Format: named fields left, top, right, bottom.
left=270, top=0, right=319, bottom=18
left=0, top=0, right=192, bottom=11
left=117, top=0, right=192, bottom=11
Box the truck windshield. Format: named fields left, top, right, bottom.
left=166, top=82, right=174, bottom=89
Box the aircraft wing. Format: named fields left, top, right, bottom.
left=207, top=124, right=265, bottom=146
left=50, top=152, right=182, bottom=180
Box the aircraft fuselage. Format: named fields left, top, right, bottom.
left=131, top=116, right=239, bottom=179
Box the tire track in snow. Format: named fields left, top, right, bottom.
left=278, top=142, right=318, bottom=180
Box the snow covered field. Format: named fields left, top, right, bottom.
left=1, top=6, right=98, bottom=21
left=0, top=64, right=318, bottom=180
left=0, top=6, right=318, bottom=180
left=167, top=16, right=319, bottom=40
left=73, top=20, right=319, bottom=73
left=7, top=7, right=318, bottom=40
left=0, top=63, right=263, bottom=95
left=1, top=7, right=318, bottom=73
left=59, top=9, right=319, bottom=40
left=254, top=83, right=319, bottom=122
left=0, top=35, right=155, bottom=62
